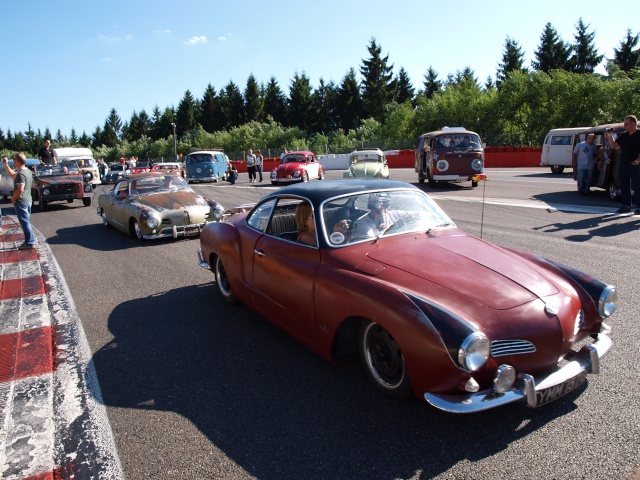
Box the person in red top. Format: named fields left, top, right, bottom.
left=606, top=115, right=640, bottom=215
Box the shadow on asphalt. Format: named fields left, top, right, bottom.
left=88, top=284, right=588, bottom=479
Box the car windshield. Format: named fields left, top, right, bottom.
left=322, top=189, right=454, bottom=246
left=350, top=152, right=384, bottom=164
left=187, top=154, right=214, bottom=164
left=155, top=164, right=180, bottom=170
left=110, top=165, right=126, bottom=172
left=34, top=162, right=81, bottom=176
left=435, top=134, right=481, bottom=149
left=129, top=175, right=190, bottom=195
left=282, top=154, right=306, bottom=164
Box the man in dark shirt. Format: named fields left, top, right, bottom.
left=38, top=139, right=57, bottom=165
left=606, top=115, right=640, bottom=214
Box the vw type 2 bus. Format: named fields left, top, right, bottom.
left=185, top=149, right=231, bottom=183
left=540, top=127, right=590, bottom=174
left=415, top=127, right=484, bottom=187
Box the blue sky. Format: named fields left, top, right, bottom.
left=0, top=0, right=631, bottom=138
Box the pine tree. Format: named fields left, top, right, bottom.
left=219, top=81, right=244, bottom=129
left=360, top=38, right=395, bottom=121
left=288, top=72, right=313, bottom=132
left=175, top=90, right=199, bottom=135
left=198, top=84, right=219, bottom=133
left=394, top=67, right=415, bottom=104
left=102, top=108, right=122, bottom=146
left=0, top=127, right=5, bottom=150
left=310, top=78, right=338, bottom=133
left=263, top=76, right=287, bottom=125
left=613, top=29, right=640, bottom=72
left=532, top=22, right=571, bottom=73
left=244, top=74, right=263, bottom=123
left=569, top=18, right=603, bottom=73
left=496, top=36, right=527, bottom=86
left=422, top=67, right=442, bottom=99
left=78, top=132, right=91, bottom=148
left=69, top=128, right=78, bottom=144
left=91, top=126, right=103, bottom=148
left=335, top=68, right=362, bottom=132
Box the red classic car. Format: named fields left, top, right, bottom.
left=197, top=180, right=617, bottom=413
left=129, top=160, right=153, bottom=175
left=32, top=162, right=93, bottom=211
left=270, top=150, right=325, bottom=185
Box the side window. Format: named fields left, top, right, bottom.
left=247, top=199, right=276, bottom=232
left=115, top=181, right=129, bottom=197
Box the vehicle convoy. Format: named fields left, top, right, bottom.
left=97, top=172, right=224, bottom=240
left=185, top=149, right=231, bottom=183
left=271, top=150, right=325, bottom=185
left=197, top=179, right=617, bottom=413
left=53, top=147, right=101, bottom=187
left=32, top=162, right=93, bottom=211
left=343, top=148, right=389, bottom=179
left=414, top=127, right=484, bottom=187
left=540, top=127, right=590, bottom=174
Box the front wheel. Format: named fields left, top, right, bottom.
left=319, top=170, right=325, bottom=180
left=214, top=255, right=236, bottom=304
left=83, top=197, right=92, bottom=207
left=302, top=172, right=309, bottom=183
left=427, top=170, right=437, bottom=188
left=550, top=165, right=565, bottom=174
left=359, top=321, right=412, bottom=400
left=40, top=199, right=48, bottom=212
left=471, top=180, right=479, bottom=187
left=130, top=219, right=144, bottom=240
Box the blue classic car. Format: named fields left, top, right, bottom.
left=185, top=150, right=232, bottom=183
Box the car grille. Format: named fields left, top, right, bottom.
left=491, top=339, right=536, bottom=357
left=48, top=184, right=77, bottom=195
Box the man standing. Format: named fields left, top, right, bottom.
left=572, top=133, right=597, bottom=195
left=38, top=139, right=57, bottom=165
left=246, top=149, right=256, bottom=183
left=2, top=153, right=35, bottom=250
left=606, top=115, right=640, bottom=214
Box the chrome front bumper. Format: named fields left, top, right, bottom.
left=196, top=249, right=210, bottom=270
left=144, top=223, right=206, bottom=240
left=424, top=328, right=612, bottom=414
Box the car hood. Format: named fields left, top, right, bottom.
left=276, top=163, right=303, bottom=177
left=134, top=191, right=209, bottom=211
left=367, top=235, right=558, bottom=310
left=351, top=162, right=383, bottom=177
left=35, top=175, right=83, bottom=186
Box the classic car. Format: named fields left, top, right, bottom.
left=103, top=163, right=129, bottom=184
left=197, top=179, right=617, bottom=413
left=343, top=148, right=390, bottom=179
left=97, top=172, right=224, bottom=240
left=270, top=150, right=325, bottom=185
left=151, top=162, right=185, bottom=177
left=32, top=161, right=93, bottom=211
left=415, top=127, right=484, bottom=188
left=185, top=150, right=230, bottom=183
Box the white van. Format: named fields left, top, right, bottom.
left=540, top=127, right=590, bottom=174
left=53, top=147, right=101, bottom=186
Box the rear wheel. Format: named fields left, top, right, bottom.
left=214, top=255, right=236, bottom=304
left=67, top=199, right=74, bottom=204
left=359, top=321, right=412, bottom=400
left=550, top=165, right=565, bottom=174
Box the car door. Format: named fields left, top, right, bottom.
left=306, top=155, right=319, bottom=180
left=109, top=180, right=130, bottom=228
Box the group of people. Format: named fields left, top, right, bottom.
left=573, top=114, right=640, bottom=215
left=245, top=149, right=264, bottom=183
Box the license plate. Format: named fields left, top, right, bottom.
left=536, top=370, right=588, bottom=406
left=83, top=193, right=93, bottom=197
left=184, top=226, right=199, bottom=237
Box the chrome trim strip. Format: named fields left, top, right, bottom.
left=424, top=333, right=612, bottom=413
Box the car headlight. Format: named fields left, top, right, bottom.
left=472, top=159, right=483, bottom=171
left=214, top=206, right=224, bottom=220
left=84, top=184, right=92, bottom=193
left=147, top=217, right=160, bottom=229
left=42, top=188, right=50, bottom=196
left=270, top=170, right=276, bottom=178
left=293, top=171, right=301, bottom=177
left=598, top=286, right=619, bottom=318
left=458, top=332, right=490, bottom=371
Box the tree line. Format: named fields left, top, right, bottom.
left=1, top=19, right=639, bottom=162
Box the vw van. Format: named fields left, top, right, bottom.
left=185, top=149, right=230, bottom=183
left=53, top=147, right=100, bottom=187
left=414, top=127, right=484, bottom=188
left=540, top=127, right=590, bottom=174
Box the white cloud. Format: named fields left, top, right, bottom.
left=125, top=34, right=134, bottom=41
left=218, top=36, right=227, bottom=41
left=185, top=35, right=207, bottom=45
left=101, top=57, right=113, bottom=62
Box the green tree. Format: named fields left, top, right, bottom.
left=360, top=38, right=395, bottom=122
left=310, top=77, right=337, bottom=133
left=532, top=22, right=571, bottom=73
left=394, top=67, right=414, bottom=104
left=78, top=132, right=91, bottom=148
left=497, top=36, right=527, bottom=87
left=199, top=84, right=219, bottom=133
left=335, top=68, right=362, bottom=132
left=263, top=76, right=288, bottom=125
left=219, top=81, right=244, bottom=129
left=569, top=18, right=603, bottom=73
left=287, top=71, right=313, bottom=132
left=613, top=29, right=640, bottom=73
left=69, top=128, right=78, bottom=144
left=422, top=66, right=442, bottom=99
left=91, top=126, right=103, bottom=148
left=244, top=74, right=263, bottom=123
left=150, top=105, right=164, bottom=140
left=175, top=90, right=199, bottom=135
left=102, top=108, right=122, bottom=146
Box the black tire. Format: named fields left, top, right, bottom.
left=550, top=165, right=565, bottom=174
left=214, top=255, right=236, bottom=304
left=83, top=197, right=92, bottom=207
left=427, top=170, right=437, bottom=188
left=471, top=180, right=479, bottom=187
left=67, top=199, right=74, bottom=203
left=130, top=219, right=144, bottom=240
left=302, top=172, right=309, bottom=182
left=271, top=181, right=278, bottom=186
left=608, top=181, right=619, bottom=200
left=358, top=320, right=412, bottom=400
left=418, top=175, right=425, bottom=184
left=40, top=199, right=48, bottom=212
left=319, top=170, right=325, bottom=180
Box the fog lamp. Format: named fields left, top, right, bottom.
left=465, top=377, right=480, bottom=393
left=493, top=365, right=516, bottom=394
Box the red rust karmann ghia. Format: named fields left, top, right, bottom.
left=197, top=180, right=617, bottom=413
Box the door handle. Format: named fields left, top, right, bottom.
left=254, top=249, right=266, bottom=257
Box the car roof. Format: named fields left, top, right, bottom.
left=581, top=123, right=633, bottom=135
left=262, top=179, right=418, bottom=204
left=350, top=148, right=384, bottom=155
left=188, top=150, right=225, bottom=155
left=418, top=129, right=478, bottom=138
left=284, top=151, right=315, bottom=156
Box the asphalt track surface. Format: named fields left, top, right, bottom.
left=11, top=168, right=640, bottom=479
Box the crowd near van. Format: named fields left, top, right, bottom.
left=540, top=127, right=590, bottom=174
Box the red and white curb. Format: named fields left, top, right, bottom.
left=0, top=211, right=123, bottom=480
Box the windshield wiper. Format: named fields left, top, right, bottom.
left=426, top=222, right=453, bottom=234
